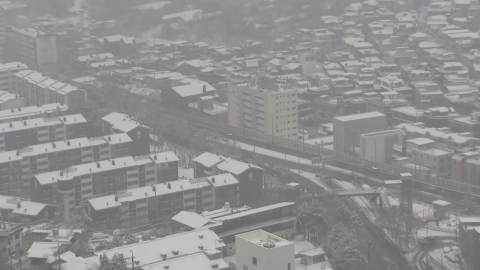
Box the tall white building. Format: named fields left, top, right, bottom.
left=236, top=230, right=294, bottom=270
left=334, top=112, right=387, bottom=153
left=0, top=62, right=27, bottom=92
left=360, top=129, right=403, bottom=164
left=228, top=84, right=298, bottom=139
left=11, top=28, right=57, bottom=69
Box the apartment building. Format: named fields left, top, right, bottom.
left=0, top=114, right=87, bottom=152
left=0, top=90, right=25, bottom=110
left=193, top=152, right=265, bottom=205
left=333, top=112, right=387, bottom=153
left=0, top=222, right=22, bottom=261
left=0, top=103, right=68, bottom=124
left=452, top=151, right=480, bottom=186
left=228, top=84, right=298, bottom=139
left=0, top=133, right=131, bottom=197
left=15, top=70, right=87, bottom=109
left=101, top=112, right=151, bottom=156
left=405, top=138, right=454, bottom=178
left=236, top=230, right=294, bottom=270
left=172, top=202, right=297, bottom=256
left=31, top=152, right=179, bottom=221
left=86, top=173, right=238, bottom=229
left=11, top=28, right=56, bottom=69
left=0, top=62, right=27, bottom=92
left=0, top=195, right=54, bottom=223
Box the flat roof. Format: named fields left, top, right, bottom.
left=213, top=202, right=295, bottom=222
left=334, top=111, right=386, bottom=122
left=0, top=114, right=85, bottom=134
left=146, top=253, right=228, bottom=270
left=96, top=228, right=224, bottom=266
left=236, top=229, right=292, bottom=248
left=0, top=103, right=68, bottom=122
left=216, top=158, right=263, bottom=175
left=193, top=152, right=226, bottom=168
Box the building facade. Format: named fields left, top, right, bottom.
left=235, top=230, right=295, bottom=270
left=360, top=129, right=403, bottom=164
left=11, top=28, right=56, bottom=69
left=228, top=84, right=299, bottom=139
left=31, top=152, right=179, bottom=221
left=15, top=70, right=87, bottom=109
left=86, top=174, right=238, bottom=229
left=405, top=138, right=454, bottom=178
left=333, top=112, right=387, bottom=153
left=0, top=62, right=27, bottom=92
left=0, top=133, right=132, bottom=197
left=0, top=195, right=55, bottom=223
left=0, top=114, right=86, bottom=153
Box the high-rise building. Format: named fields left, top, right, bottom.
left=0, top=133, right=132, bottom=197
left=11, top=28, right=56, bottom=69
left=15, top=70, right=87, bottom=108
left=333, top=112, right=387, bottom=153
left=0, top=114, right=87, bottom=152
left=31, top=152, right=179, bottom=221
left=0, top=62, right=27, bottom=92
left=228, top=84, right=298, bottom=139
left=235, top=230, right=295, bottom=270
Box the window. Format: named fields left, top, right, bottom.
left=252, top=257, right=257, bottom=265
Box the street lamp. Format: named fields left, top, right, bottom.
left=129, top=250, right=134, bottom=270
left=367, top=240, right=372, bottom=270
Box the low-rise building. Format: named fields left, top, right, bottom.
left=458, top=217, right=480, bottom=270
left=0, top=133, right=131, bottom=197
left=0, top=103, right=68, bottom=124
left=450, top=114, right=480, bottom=138
left=0, top=62, right=27, bottom=92
left=236, top=230, right=294, bottom=270
left=87, top=173, right=238, bottom=229
left=15, top=70, right=87, bottom=108
left=31, top=152, right=179, bottom=221
left=172, top=202, right=297, bottom=256
left=0, top=113, right=87, bottom=152
left=0, top=222, right=22, bottom=262
left=0, top=90, right=25, bottom=110
left=101, top=112, right=151, bottom=156
left=360, top=130, right=403, bottom=164
left=405, top=137, right=454, bottom=178
left=452, top=151, right=480, bottom=186
left=0, top=195, right=54, bottom=223
left=193, top=152, right=264, bottom=205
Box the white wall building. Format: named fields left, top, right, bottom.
left=0, top=62, right=27, bottom=92
left=360, top=129, right=403, bottom=164
left=228, top=84, right=299, bottom=139
left=406, top=137, right=454, bottom=178
left=334, top=112, right=387, bottom=153
left=236, top=230, right=294, bottom=270
left=11, top=28, right=57, bottom=69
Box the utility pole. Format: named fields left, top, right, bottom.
left=130, top=250, right=135, bottom=270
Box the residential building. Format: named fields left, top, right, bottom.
left=188, top=96, right=228, bottom=124
left=172, top=202, right=297, bottom=256
left=86, top=173, right=238, bottom=229
left=193, top=152, right=264, bottom=205
left=411, top=81, right=445, bottom=109
left=161, top=83, right=217, bottom=112
left=395, top=122, right=480, bottom=151
left=97, top=228, right=226, bottom=269
left=360, top=130, right=403, bottom=164
left=0, top=195, right=54, bottom=223
left=333, top=112, right=387, bottom=153
left=15, top=70, right=87, bottom=108
left=0, top=114, right=87, bottom=152
left=228, top=84, right=298, bottom=139
left=450, top=114, right=480, bottom=138
left=365, top=91, right=409, bottom=124
left=0, top=62, right=27, bottom=92
left=405, top=138, right=454, bottom=178
left=457, top=217, right=480, bottom=270
left=11, top=28, right=57, bottom=69
left=452, top=151, right=480, bottom=186
left=391, top=106, right=424, bottom=126
left=236, top=230, right=294, bottom=270
left=0, top=90, right=25, bottom=110
left=31, top=152, right=179, bottom=221
left=0, top=133, right=131, bottom=197
left=101, top=112, right=151, bottom=156
left=0, top=222, right=22, bottom=262
left=0, top=103, right=68, bottom=124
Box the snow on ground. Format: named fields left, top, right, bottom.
left=387, top=195, right=435, bottom=221
left=416, top=227, right=455, bottom=239
left=178, top=167, right=194, bottom=179
left=429, top=245, right=462, bottom=270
